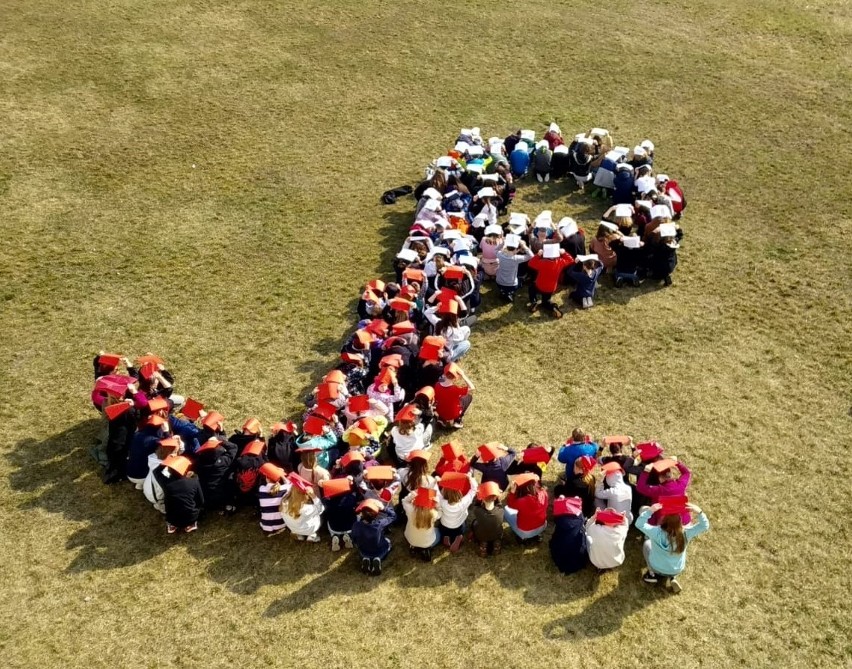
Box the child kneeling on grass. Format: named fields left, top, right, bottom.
left=549, top=496, right=589, bottom=574
left=321, top=477, right=360, bottom=551
left=158, top=455, right=204, bottom=535
left=402, top=487, right=442, bottom=562
left=585, top=508, right=629, bottom=571
left=281, top=473, right=324, bottom=542
left=504, top=473, right=548, bottom=544
left=469, top=481, right=504, bottom=557
left=436, top=473, right=478, bottom=554
left=527, top=244, right=574, bottom=318
left=257, top=463, right=288, bottom=536
left=351, top=498, right=396, bottom=576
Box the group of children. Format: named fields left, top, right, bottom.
left=87, top=123, right=705, bottom=591
left=411, top=124, right=687, bottom=317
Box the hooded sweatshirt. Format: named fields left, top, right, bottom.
left=549, top=514, right=588, bottom=574
left=595, top=472, right=633, bottom=520
left=585, top=517, right=629, bottom=569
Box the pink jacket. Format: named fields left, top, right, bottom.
left=636, top=462, right=691, bottom=524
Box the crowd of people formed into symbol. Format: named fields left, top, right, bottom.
left=88, top=123, right=706, bottom=593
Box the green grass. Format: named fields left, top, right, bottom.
left=1, top=0, right=851, bottom=667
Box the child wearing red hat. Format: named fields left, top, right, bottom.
left=469, top=481, right=505, bottom=557
left=557, top=428, right=599, bottom=478
left=397, top=451, right=437, bottom=512
left=193, top=436, right=239, bottom=513
left=367, top=370, right=405, bottom=422
left=549, top=496, right=588, bottom=574
left=470, top=442, right=517, bottom=490
left=294, top=418, right=339, bottom=470
left=507, top=443, right=555, bottom=477
left=296, top=447, right=331, bottom=497
left=504, top=473, right=549, bottom=543
left=402, top=487, right=442, bottom=561
left=433, top=363, right=475, bottom=429
left=156, top=455, right=204, bottom=534
left=636, top=500, right=710, bottom=593
left=636, top=457, right=692, bottom=525
left=142, top=438, right=181, bottom=513
left=258, top=463, right=288, bottom=535
left=585, top=509, right=629, bottom=570
left=266, top=421, right=299, bottom=472
left=351, top=499, right=397, bottom=576
left=436, top=473, right=478, bottom=553
left=390, top=406, right=433, bottom=465
left=554, top=455, right=598, bottom=518
left=320, top=477, right=360, bottom=552
left=433, top=441, right=471, bottom=477
left=595, top=461, right=633, bottom=522
left=228, top=439, right=267, bottom=513
left=281, top=473, right=325, bottom=542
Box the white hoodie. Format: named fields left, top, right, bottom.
left=595, top=472, right=633, bottom=521
left=142, top=453, right=165, bottom=513
left=585, top=517, right=629, bottom=569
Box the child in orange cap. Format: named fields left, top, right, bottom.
left=101, top=396, right=137, bottom=484
left=194, top=435, right=239, bottom=513
left=554, top=455, right=598, bottom=517
left=470, top=481, right=505, bottom=557
left=228, top=417, right=264, bottom=454
left=402, top=487, right=442, bottom=561
left=142, top=437, right=181, bottom=513
left=504, top=473, right=549, bottom=543
left=433, top=362, right=475, bottom=429
left=470, top=442, right=517, bottom=490
left=397, top=451, right=437, bottom=513
left=228, top=439, right=267, bottom=513
left=258, top=463, right=288, bottom=535
left=549, top=496, right=588, bottom=573
left=320, top=477, right=360, bottom=551
left=390, top=406, right=433, bottom=465
left=433, top=441, right=471, bottom=476
left=436, top=474, right=478, bottom=553
left=281, top=473, right=324, bottom=542
left=367, top=369, right=405, bottom=422
left=156, top=456, right=204, bottom=534
left=585, top=509, right=629, bottom=570
left=267, top=421, right=299, bottom=472
left=636, top=457, right=692, bottom=525
left=595, top=461, right=633, bottom=522
left=351, top=499, right=396, bottom=575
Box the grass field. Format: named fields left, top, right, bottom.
left=2, top=0, right=851, bottom=667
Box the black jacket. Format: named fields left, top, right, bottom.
left=159, top=470, right=205, bottom=527
left=194, top=441, right=238, bottom=510
left=549, top=515, right=589, bottom=574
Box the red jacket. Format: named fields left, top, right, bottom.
left=528, top=253, right=574, bottom=293
left=507, top=489, right=549, bottom=531
left=433, top=382, right=469, bottom=421
left=664, top=180, right=686, bottom=215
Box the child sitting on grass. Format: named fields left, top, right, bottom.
left=402, top=487, right=442, bottom=562
left=351, top=498, right=396, bottom=576
left=281, top=473, right=324, bottom=542
left=469, top=481, right=505, bottom=557
left=436, top=473, right=478, bottom=554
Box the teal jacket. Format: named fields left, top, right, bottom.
left=635, top=508, right=710, bottom=576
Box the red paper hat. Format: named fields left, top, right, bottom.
left=443, top=266, right=466, bottom=280
left=287, top=472, right=312, bottom=493
left=136, top=354, right=164, bottom=367
left=162, top=455, right=191, bottom=477
left=577, top=455, right=597, bottom=474
left=553, top=496, right=583, bottom=517
left=324, top=370, right=346, bottom=385
left=366, top=279, right=386, bottom=293
left=406, top=449, right=429, bottom=463
left=196, top=437, right=220, bottom=453
left=365, top=319, right=390, bottom=337
left=147, top=396, right=169, bottom=414
left=604, top=434, right=630, bottom=447
left=357, top=498, right=384, bottom=514
left=659, top=495, right=689, bottom=515
left=422, top=335, right=446, bottom=349
left=477, top=481, right=502, bottom=500
left=443, top=362, right=462, bottom=379
left=312, top=402, right=338, bottom=421
left=341, top=352, right=364, bottom=364
left=477, top=442, right=503, bottom=463
left=362, top=289, right=381, bottom=303
left=380, top=354, right=404, bottom=369
left=601, top=461, right=623, bottom=475
left=439, top=299, right=459, bottom=316
left=201, top=411, right=224, bottom=431
left=438, top=471, right=471, bottom=494
left=347, top=395, right=371, bottom=414
left=340, top=450, right=365, bottom=467
left=389, top=297, right=414, bottom=312
left=104, top=402, right=131, bottom=420
left=158, top=437, right=180, bottom=450
left=651, top=458, right=677, bottom=473
left=259, top=462, right=286, bottom=483
left=356, top=417, right=378, bottom=434
left=374, top=367, right=396, bottom=387
left=403, top=268, right=426, bottom=284
left=400, top=285, right=418, bottom=300
left=271, top=420, right=297, bottom=434
left=242, top=417, right=262, bottom=435
left=597, top=509, right=626, bottom=526
left=296, top=445, right=322, bottom=453
left=302, top=415, right=327, bottom=436
left=636, top=441, right=663, bottom=460
left=98, top=353, right=122, bottom=369
left=316, top=383, right=341, bottom=402
left=353, top=330, right=375, bottom=348
left=392, top=321, right=417, bottom=335
left=348, top=428, right=368, bottom=444
left=98, top=378, right=131, bottom=399
left=418, top=343, right=443, bottom=361
left=364, top=465, right=395, bottom=482
left=146, top=414, right=167, bottom=427
left=242, top=439, right=265, bottom=457
left=413, top=487, right=438, bottom=509
left=522, top=446, right=552, bottom=465
left=139, top=362, right=157, bottom=380
left=437, top=287, right=458, bottom=303
left=415, top=386, right=435, bottom=401
left=512, top=472, right=539, bottom=488
left=321, top=477, right=353, bottom=498
left=441, top=441, right=464, bottom=460
left=181, top=398, right=204, bottom=421
left=395, top=404, right=420, bottom=423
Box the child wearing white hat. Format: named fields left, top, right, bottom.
left=496, top=234, right=534, bottom=302
left=533, top=140, right=553, bottom=183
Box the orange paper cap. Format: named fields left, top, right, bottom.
left=651, top=458, right=677, bottom=473
left=357, top=498, right=384, bottom=514
left=302, top=415, right=327, bottom=437
left=443, top=362, right=462, bottom=379
left=413, top=486, right=438, bottom=508
left=522, top=446, right=552, bottom=465
left=365, top=319, right=390, bottom=337
left=242, top=439, right=265, bottom=457
left=443, top=266, right=466, bottom=280
left=601, top=461, right=623, bottom=475
left=418, top=343, right=442, bottom=361
left=201, top=411, right=225, bottom=431
left=374, top=367, right=397, bottom=387
left=271, top=421, right=297, bottom=434
left=392, top=321, right=417, bottom=335
left=98, top=353, right=122, bottom=368
left=477, top=481, right=502, bottom=500
left=403, top=268, right=426, bottom=284
left=477, top=442, right=502, bottom=463
left=162, top=455, right=191, bottom=476
left=258, top=462, right=286, bottom=483
left=147, top=396, right=169, bottom=414
left=181, top=398, right=204, bottom=421
left=242, top=417, right=261, bottom=435
left=406, top=449, right=429, bottom=463
left=596, top=509, right=626, bottom=526
left=347, top=395, right=371, bottom=414
left=380, top=354, right=404, bottom=370
left=438, top=471, right=471, bottom=494
left=366, top=279, right=386, bottom=293
left=196, top=437, right=220, bottom=453
left=353, top=330, right=375, bottom=348
left=395, top=404, right=420, bottom=423
left=437, top=299, right=459, bottom=315
left=340, top=450, right=365, bottom=467
left=441, top=441, right=464, bottom=460
left=512, top=472, right=539, bottom=488
left=321, top=478, right=353, bottom=498
left=104, top=402, right=131, bottom=420
left=364, top=465, right=395, bottom=482
left=136, top=354, right=164, bottom=367
left=389, top=297, right=414, bottom=312
left=576, top=455, right=597, bottom=474
left=341, top=351, right=364, bottom=364
left=312, top=402, right=338, bottom=421
left=316, top=382, right=341, bottom=402
left=603, top=435, right=631, bottom=447
left=324, top=370, right=347, bottom=385
left=553, top=496, right=583, bottom=517
left=146, top=414, right=167, bottom=427
left=139, top=362, right=156, bottom=380
left=287, top=472, right=312, bottom=494
left=415, top=386, right=435, bottom=401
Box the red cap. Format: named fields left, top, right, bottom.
left=596, top=509, right=626, bottom=526
left=162, top=455, right=191, bottom=477
left=477, top=442, right=503, bottom=463
left=443, top=266, right=466, bottom=280
left=601, top=461, right=623, bottom=475
left=521, top=446, right=552, bottom=465
left=659, top=495, right=689, bottom=515
left=413, top=487, right=437, bottom=509
left=97, top=353, right=122, bottom=369
left=636, top=441, right=663, bottom=460
left=437, top=288, right=458, bottom=303
left=380, top=354, right=404, bottom=369
left=347, top=395, right=371, bottom=414
left=389, top=297, right=414, bottom=312
left=577, top=455, right=597, bottom=474
left=364, top=465, right=395, bottom=482
left=341, top=352, right=364, bottom=364
left=340, top=450, right=366, bottom=468
left=651, top=458, right=677, bottom=473
left=146, top=414, right=167, bottom=427
left=147, top=396, right=169, bottom=414
left=321, top=478, right=353, bottom=498
left=242, top=417, right=262, bottom=435
left=418, top=343, right=443, bottom=361
left=181, top=398, right=204, bottom=421
left=443, top=362, right=463, bottom=379
left=316, top=383, right=341, bottom=402
left=242, top=439, right=265, bottom=457
left=158, top=437, right=180, bottom=450
left=196, top=437, right=220, bottom=453
left=98, top=378, right=131, bottom=399
left=405, top=450, right=427, bottom=463
left=366, top=279, right=386, bottom=293
left=604, top=435, right=630, bottom=447
left=324, top=370, right=346, bottom=385
left=355, top=417, right=378, bottom=435
left=201, top=411, right=224, bottom=431
left=422, top=335, right=447, bottom=349
left=553, top=496, right=583, bottom=517
left=437, top=299, right=459, bottom=315
left=395, top=404, right=420, bottom=423
left=357, top=498, right=384, bottom=514
left=271, top=420, right=297, bottom=434
left=311, top=402, right=338, bottom=421
left=400, top=285, right=418, bottom=300
left=104, top=402, right=131, bottom=420
left=392, top=321, right=417, bottom=336
left=136, top=354, right=164, bottom=367
left=364, top=319, right=390, bottom=337
left=512, top=472, right=539, bottom=488
left=353, top=330, right=375, bottom=349
left=259, top=462, right=286, bottom=483
left=296, top=444, right=322, bottom=454
left=374, top=367, right=397, bottom=387
left=441, top=441, right=464, bottom=460
left=403, top=268, right=426, bottom=284
left=139, top=363, right=157, bottom=380
left=302, top=415, right=327, bottom=436
left=438, top=471, right=471, bottom=494
left=287, top=472, right=312, bottom=494
left=415, top=386, right=435, bottom=401
left=362, top=288, right=381, bottom=303
left=477, top=481, right=502, bottom=500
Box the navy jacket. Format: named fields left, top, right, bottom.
left=351, top=507, right=397, bottom=558
left=549, top=515, right=589, bottom=574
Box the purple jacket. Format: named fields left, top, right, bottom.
left=636, top=462, right=692, bottom=524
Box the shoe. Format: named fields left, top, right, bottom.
left=642, top=569, right=658, bottom=584
left=184, top=523, right=198, bottom=533
left=492, top=540, right=502, bottom=556
left=478, top=542, right=488, bottom=558
left=668, top=577, right=682, bottom=594
left=342, top=533, right=353, bottom=549
left=664, top=276, right=673, bottom=286
left=536, top=173, right=544, bottom=183
left=527, top=302, right=539, bottom=313
left=371, top=558, right=382, bottom=576
left=551, top=307, right=563, bottom=319
left=224, top=505, right=237, bottom=515
left=166, top=523, right=177, bottom=534
left=449, top=536, right=464, bottom=554
left=442, top=536, right=451, bottom=548
left=452, top=420, right=464, bottom=429
left=331, top=535, right=341, bottom=552
left=582, top=297, right=593, bottom=309
left=360, top=557, right=371, bottom=574
left=296, top=534, right=305, bottom=541
left=463, top=315, right=478, bottom=327
left=306, top=533, right=321, bottom=543
left=544, top=173, right=550, bottom=182
left=421, top=548, right=433, bottom=562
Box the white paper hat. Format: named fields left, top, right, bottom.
left=458, top=255, right=478, bottom=269
left=423, top=199, right=441, bottom=212
left=454, top=141, right=470, bottom=152
left=656, top=174, right=670, bottom=183
left=536, top=140, right=549, bottom=150
left=442, top=229, right=462, bottom=241
left=534, top=210, right=553, bottom=229
left=477, top=186, right=496, bottom=198
left=484, top=224, right=503, bottom=236
left=574, top=133, right=587, bottom=142
left=590, top=127, right=609, bottom=137
left=641, top=140, right=655, bottom=152
left=634, top=199, right=653, bottom=210
left=542, top=244, right=560, bottom=259
left=633, top=146, right=647, bottom=157
left=600, top=221, right=618, bottom=232
left=658, top=223, right=677, bottom=238
left=651, top=205, right=672, bottom=220
left=520, top=129, right=535, bottom=142
left=471, top=213, right=488, bottom=228
left=613, top=146, right=630, bottom=157
left=471, top=127, right=481, bottom=137
left=488, top=136, right=501, bottom=145
left=636, top=176, right=656, bottom=194
left=622, top=236, right=641, bottom=249
left=515, top=141, right=529, bottom=152
left=605, top=149, right=624, bottom=162
left=452, top=239, right=471, bottom=253
left=616, top=162, right=633, bottom=171
left=423, top=187, right=442, bottom=201
left=397, top=249, right=418, bottom=263
left=557, top=217, right=578, bottom=236
left=553, top=144, right=569, bottom=154
left=576, top=254, right=599, bottom=263
left=466, top=163, right=484, bottom=174
left=508, top=214, right=528, bottom=232
left=479, top=173, right=499, bottom=183
left=615, top=204, right=634, bottom=218
left=436, top=156, right=454, bottom=169
left=489, top=140, right=504, bottom=154
left=467, top=145, right=484, bottom=157
left=548, top=122, right=560, bottom=134
left=428, top=247, right=451, bottom=259
left=504, top=233, right=521, bottom=248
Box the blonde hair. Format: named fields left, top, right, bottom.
left=300, top=451, right=317, bottom=469
left=413, top=505, right=434, bottom=530
left=442, top=488, right=462, bottom=504
left=283, top=487, right=309, bottom=519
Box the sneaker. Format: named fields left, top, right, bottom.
left=421, top=548, right=433, bottom=563
left=492, top=540, right=502, bottom=555
left=463, top=315, right=478, bottom=327
left=527, top=302, right=539, bottom=313
left=224, top=505, right=237, bottom=515
left=371, top=558, right=382, bottom=576
left=582, top=297, right=593, bottom=309
left=360, top=557, right=371, bottom=574
left=342, top=533, right=353, bottom=549
left=306, top=533, right=321, bottom=543
left=331, top=535, right=341, bottom=552
left=668, top=577, right=682, bottom=594
left=551, top=307, right=563, bottom=319
left=478, top=542, right=488, bottom=558
left=296, top=534, right=305, bottom=541
left=544, top=173, right=550, bottom=183
left=442, top=536, right=451, bottom=548
left=452, top=420, right=464, bottom=429
left=664, top=276, right=673, bottom=286
left=184, top=523, right=198, bottom=533
left=642, top=569, right=658, bottom=584
left=166, top=523, right=177, bottom=534
left=450, top=536, right=464, bottom=554
left=536, top=173, right=544, bottom=183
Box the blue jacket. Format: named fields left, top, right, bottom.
left=351, top=506, right=397, bottom=558
left=127, top=426, right=162, bottom=480
left=471, top=449, right=517, bottom=490
left=169, top=416, right=202, bottom=454
left=295, top=432, right=338, bottom=469
left=612, top=170, right=634, bottom=204
left=568, top=265, right=603, bottom=299
left=549, top=515, right=588, bottom=574
left=509, top=148, right=530, bottom=177
left=557, top=442, right=598, bottom=476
